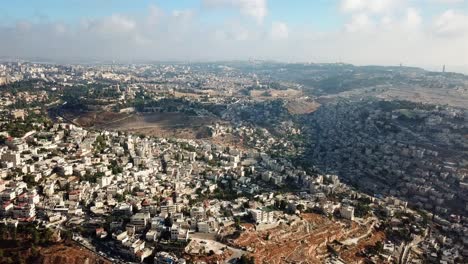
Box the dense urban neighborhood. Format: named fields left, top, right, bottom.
left=0, top=61, right=467, bottom=263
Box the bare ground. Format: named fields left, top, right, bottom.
left=230, top=214, right=383, bottom=264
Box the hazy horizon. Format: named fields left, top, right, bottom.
left=1, top=56, right=467, bottom=75
left=1, top=0, right=467, bottom=73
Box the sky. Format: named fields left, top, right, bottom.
left=0, top=0, right=467, bottom=71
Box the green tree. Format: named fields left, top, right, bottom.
left=32, top=229, right=40, bottom=245
left=239, top=255, right=255, bottom=264
left=375, top=241, right=384, bottom=253
left=296, top=204, right=305, bottom=212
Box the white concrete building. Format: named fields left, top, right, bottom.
left=340, top=205, right=355, bottom=221
left=249, top=209, right=275, bottom=224
left=130, top=212, right=151, bottom=231
left=1, top=151, right=21, bottom=167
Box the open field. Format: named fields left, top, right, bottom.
left=250, top=88, right=303, bottom=100
left=376, top=86, right=468, bottom=109
left=285, top=98, right=321, bottom=115
left=73, top=111, right=132, bottom=127
left=57, top=109, right=246, bottom=142
left=94, top=112, right=222, bottom=139
left=319, top=84, right=468, bottom=109
left=56, top=109, right=225, bottom=140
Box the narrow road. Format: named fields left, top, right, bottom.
left=341, top=220, right=376, bottom=246
left=399, top=235, right=422, bottom=264
left=188, top=234, right=247, bottom=263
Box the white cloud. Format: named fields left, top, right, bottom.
left=238, top=0, right=267, bottom=23
left=171, top=10, right=194, bottom=19
left=432, top=0, right=466, bottom=4
left=169, top=10, right=196, bottom=39
left=380, top=15, right=394, bottom=30
left=103, top=15, right=136, bottom=32
left=218, top=21, right=251, bottom=41
left=342, top=2, right=423, bottom=33
left=340, top=0, right=404, bottom=14
left=83, top=14, right=136, bottom=35
left=0, top=4, right=467, bottom=71
left=203, top=0, right=267, bottom=24
left=345, top=13, right=375, bottom=32
left=270, top=22, right=288, bottom=39
left=147, top=5, right=164, bottom=26
left=433, top=9, right=468, bottom=36
left=404, top=8, right=422, bottom=30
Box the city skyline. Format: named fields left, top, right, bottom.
left=0, top=0, right=467, bottom=72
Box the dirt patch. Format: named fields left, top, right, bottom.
left=232, top=214, right=345, bottom=264
left=210, top=134, right=247, bottom=150
left=0, top=240, right=110, bottom=264
left=95, top=112, right=222, bottom=139
left=230, top=214, right=384, bottom=264
left=270, top=89, right=302, bottom=98
left=185, top=249, right=233, bottom=264
left=173, top=91, right=203, bottom=99
left=340, top=231, right=386, bottom=263
left=73, top=111, right=132, bottom=127
left=36, top=242, right=110, bottom=264
left=285, top=99, right=321, bottom=115
left=250, top=89, right=303, bottom=100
